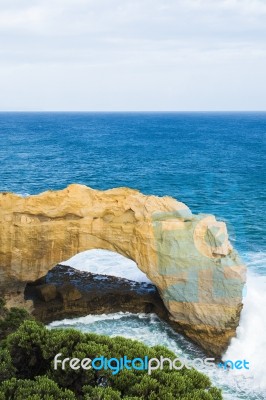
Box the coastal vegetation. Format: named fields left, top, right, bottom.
left=0, top=299, right=222, bottom=399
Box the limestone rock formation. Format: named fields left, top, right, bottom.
left=0, top=184, right=246, bottom=356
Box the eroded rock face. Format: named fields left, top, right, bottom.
left=0, top=184, right=246, bottom=355
left=25, top=264, right=167, bottom=325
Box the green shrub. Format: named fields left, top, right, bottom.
left=0, top=316, right=223, bottom=399
left=0, top=376, right=76, bottom=399
left=0, top=348, right=16, bottom=382
left=83, top=385, right=122, bottom=400
left=0, top=299, right=32, bottom=341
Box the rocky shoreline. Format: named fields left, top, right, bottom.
left=25, top=264, right=168, bottom=325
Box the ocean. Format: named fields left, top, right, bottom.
left=1, top=112, right=265, bottom=399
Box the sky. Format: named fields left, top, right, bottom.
left=0, top=0, right=266, bottom=111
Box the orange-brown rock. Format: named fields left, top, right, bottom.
left=0, top=184, right=246, bottom=356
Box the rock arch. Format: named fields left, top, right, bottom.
left=0, top=184, right=246, bottom=355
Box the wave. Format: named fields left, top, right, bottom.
left=48, top=311, right=141, bottom=327
left=224, top=270, right=266, bottom=394
left=242, top=251, right=266, bottom=275
left=61, top=249, right=152, bottom=284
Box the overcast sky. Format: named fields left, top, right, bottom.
left=0, top=0, right=265, bottom=111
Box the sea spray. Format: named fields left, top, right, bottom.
left=224, top=271, right=266, bottom=391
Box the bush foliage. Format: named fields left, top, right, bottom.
left=0, top=299, right=32, bottom=341
left=0, top=299, right=223, bottom=399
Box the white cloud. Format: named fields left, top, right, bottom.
left=0, top=0, right=265, bottom=110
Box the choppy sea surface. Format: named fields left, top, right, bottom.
left=1, top=112, right=265, bottom=399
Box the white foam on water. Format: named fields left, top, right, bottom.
left=61, top=249, right=152, bottom=284
left=223, top=271, right=266, bottom=394
left=242, top=251, right=266, bottom=274
left=15, top=192, right=30, bottom=197
left=49, top=312, right=135, bottom=328
left=48, top=312, right=196, bottom=357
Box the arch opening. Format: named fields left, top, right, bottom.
left=61, top=249, right=152, bottom=284
left=24, top=249, right=167, bottom=324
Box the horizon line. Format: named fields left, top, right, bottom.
left=0, top=110, right=266, bottom=113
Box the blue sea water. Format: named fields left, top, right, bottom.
left=1, top=112, right=266, bottom=399
left=0, top=112, right=265, bottom=259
